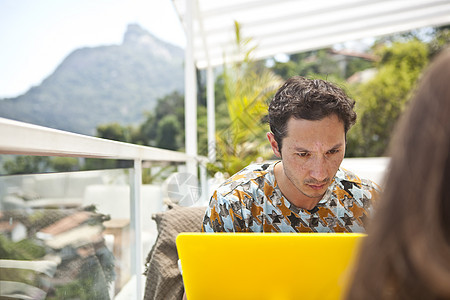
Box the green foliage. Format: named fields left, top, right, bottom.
left=210, top=21, right=283, bottom=176
left=137, top=91, right=185, bottom=149
left=272, top=48, right=376, bottom=81
left=346, top=39, right=429, bottom=157
left=1, top=155, right=82, bottom=174
left=0, top=235, right=46, bottom=260
left=428, top=26, right=450, bottom=58
left=49, top=252, right=113, bottom=300
left=0, top=267, right=38, bottom=286
left=82, top=122, right=136, bottom=170
left=72, top=91, right=187, bottom=180
left=156, top=115, right=181, bottom=150
left=83, top=157, right=129, bottom=171
left=141, top=164, right=177, bottom=184
left=96, top=123, right=138, bottom=143
left=50, top=157, right=80, bottom=172
left=345, top=57, right=374, bottom=79
left=52, top=280, right=85, bottom=299
left=272, top=49, right=343, bottom=79
left=3, top=156, right=50, bottom=175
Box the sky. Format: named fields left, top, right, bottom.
left=0, top=0, right=186, bottom=98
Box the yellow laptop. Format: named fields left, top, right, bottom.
left=176, top=232, right=365, bottom=300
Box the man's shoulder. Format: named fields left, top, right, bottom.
left=216, top=162, right=275, bottom=197
left=335, top=167, right=381, bottom=193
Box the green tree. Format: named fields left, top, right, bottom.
left=84, top=122, right=136, bottom=170
left=428, top=25, right=450, bottom=58
left=271, top=48, right=376, bottom=82
left=50, top=157, right=80, bottom=172
left=346, top=39, right=429, bottom=157
left=96, top=122, right=137, bottom=143
left=138, top=91, right=185, bottom=148
left=345, top=56, right=375, bottom=79
left=137, top=112, right=157, bottom=146
left=209, top=22, right=283, bottom=176
left=155, top=115, right=181, bottom=150
left=3, top=156, right=50, bottom=175
left=82, top=91, right=186, bottom=171
left=271, top=49, right=340, bottom=79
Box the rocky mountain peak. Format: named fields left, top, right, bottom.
left=122, top=23, right=180, bottom=61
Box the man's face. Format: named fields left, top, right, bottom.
left=268, top=114, right=346, bottom=201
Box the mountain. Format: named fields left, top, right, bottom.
left=0, top=24, right=185, bottom=135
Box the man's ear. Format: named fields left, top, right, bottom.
left=267, top=132, right=281, bottom=158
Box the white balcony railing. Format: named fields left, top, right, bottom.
left=0, top=117, right=208, bottom=299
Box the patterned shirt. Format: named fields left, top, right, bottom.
left=202, top=161, right=380, bottom=233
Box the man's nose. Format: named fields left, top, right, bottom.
left=309, top=157, right=328, bottom=182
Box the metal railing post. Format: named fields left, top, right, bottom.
left=130, top=159, right=143, bottom=299
left=199, top=160, right=209, bottom=205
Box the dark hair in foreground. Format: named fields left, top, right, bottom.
left=268, top=76, right=356, bottom=150
left=346, top=49, right=450, bottom=299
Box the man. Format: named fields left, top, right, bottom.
left=202, top=76, right=380, bottom=233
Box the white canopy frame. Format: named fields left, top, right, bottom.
left=173, top=0, right=450, bottom=164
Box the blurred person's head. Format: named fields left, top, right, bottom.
left=346, top=48, right=450, bottom=300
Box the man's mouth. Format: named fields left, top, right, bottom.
left=307, top=183, right=326, bottom=190
left=305, top=178, right=330, bottom=190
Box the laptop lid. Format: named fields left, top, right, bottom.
left=176, top=232, right=365, bottom=300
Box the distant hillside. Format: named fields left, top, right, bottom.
left=0, top=24, right=185, bottom=135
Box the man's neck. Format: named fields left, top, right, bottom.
left=273, top=162, right=323, bottom=211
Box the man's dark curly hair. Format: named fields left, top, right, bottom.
left=268, top=76, right=356, bottom=151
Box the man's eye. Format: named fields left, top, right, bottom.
left=327, top=149, right=339, bottom=155
left=298, top=152, right=309, bottom=157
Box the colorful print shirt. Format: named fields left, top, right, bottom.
left=202, top=161, right=380, bottom=233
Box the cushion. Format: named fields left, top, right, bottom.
left=143, top=205, right=206, bottom=300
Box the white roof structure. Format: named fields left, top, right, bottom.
left=173, top=0, right=450, bottom=69
left=172, top=0, right=450, bottom=165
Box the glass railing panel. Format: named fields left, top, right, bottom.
left=0, top=166, right=168, bottom=299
